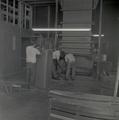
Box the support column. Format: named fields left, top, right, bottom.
left=97, top=0, right=103, bottom=80
left=54, top=0, right=58, bottom=49
left=48, top=5, right=50, bottom=49
left=114, top=56, right=119, bottom=97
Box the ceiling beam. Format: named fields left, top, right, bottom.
left=26, top=1, right=55, bottom=5
left=23, top=0, right=55, bottom=1
left=22, top=0, right=55, bottom=5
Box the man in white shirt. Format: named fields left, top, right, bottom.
left=52, top=50, right=60, bottom=60
left=65, top=53, right=76, bottom=80
left=26, top=43, right=40, bottom=88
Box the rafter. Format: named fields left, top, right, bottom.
left=22, top=0, right=55, bottom=4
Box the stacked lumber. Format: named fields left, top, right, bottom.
left=60, top=0, right=93, bottom=75
left=61, top=0, right=92, bottom=55
left=49, top=90, right=119, bottom=120
left=35, top=50, right=52, bottom=89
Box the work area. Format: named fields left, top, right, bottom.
left=0, top=0, right=119, bottom=120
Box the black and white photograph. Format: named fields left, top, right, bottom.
left=0, top=0, right=119, bottom=120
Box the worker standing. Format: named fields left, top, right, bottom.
left=26, top=43, right=41, bottom=88
left=65, top=53, right=76, bottom=81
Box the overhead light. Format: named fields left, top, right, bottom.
left=32, top=28, right=91, bottom=32
left=92, top=34, right=104, bottom=37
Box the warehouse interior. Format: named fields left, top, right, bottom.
left=0, top=0, right=119, bottom=120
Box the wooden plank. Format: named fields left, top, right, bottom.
left=35, top=50, right=52, bottom=89
left=62, top=31, right=91, bottom=37
left=51, top=108, right=77, bottom=119
left=50, top=114, right=102, bottom=120
left=61, top=47, right=90, bottom=51
left=61, top=43, right=91, bottom=48
left=61, top=50, right=91, bottom=55
left=63, top=24, right=91, bottom=28
left=30, top=6, right=32, bottom=29
left=61, top=41, right=91, bottom=44
left=50, top=113, right=75, bottom=120
left=114, top=56, right=119, bottom=97
left=49, top=90, right=119, bottom=120
left=63, top=11, right=92, bottom=24
left=51, top=97, right=113, bottom=109
left=54, top=0, right=58, bottom=48
left=51, top=104, right=114, bottom=118
left=61, top=47, right=90, bottom=50
left=62, top=37, right=91, bottom=42
left=51, top=102, right=116, bottom=119
left=13, top=0, right=15, bottom=25
left=61, top=48, right=91, bottom=53
left=63, top=0, right=92, bottom=10
left=49, top=90, right=119, bottom=102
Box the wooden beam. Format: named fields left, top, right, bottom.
left=54, top=0, right=58, bottom=49
left=30, top=6, right=33, bottom=29
left=13, top=0, right=15, bottom=25
left=6, top=0, right=8, bottom=22
left=48, top=5, right=50, bottom=49
left=22, top=0, right=55, bottom=5
left=50, top=113, right=75, bottom=120
left=49, top=90, right=119, bottom=120
left=114, top=56, right=119, bottom=97
left=97, top=0, right=103, bottom=80
left=28, top=2, right=55, bottom=5
left=18, top=1, right=22, bottom=30
left=22, top=0, right=55, bottom=2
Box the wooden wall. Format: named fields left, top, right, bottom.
left=0, top=21, right=21, bottom=78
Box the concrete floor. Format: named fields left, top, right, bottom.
left=0, top=89, right=48, bottom=120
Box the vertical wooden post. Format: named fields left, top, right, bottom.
left=97, top=0, right=103, bottom=80
left=24, top=4, right=26, bottom=29
left=48, top=5, right=50, bottom=49
left=35, top=50, right=52, bottom=90
left=6, top=0, right=8, bottom=22
left=30, top=6, right=33, bottom=29
left=18, top=1, right=22, bottom=32
left=13, top=0, right=15, bottom=25
left=0, top=0, right=1, bottom=15
left=114, top=56, right=119, bottom=97
left=54, top=0, right=58, bottom=49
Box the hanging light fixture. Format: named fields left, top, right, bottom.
left=32, top=28, right=91, bottom=32
left=92, top=34, right=104, bottom=37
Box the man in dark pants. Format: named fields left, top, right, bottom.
left=57, top=51, right=66, bottom=80
left=26, top=43, right=41, bottom=88
left=52, top=50, right=60, bottom=79
left=52, top=50, right=66, bottom=80
left=65, top=53, right=76, bottom=81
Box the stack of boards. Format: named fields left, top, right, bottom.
left=49, top=90, right=119, bottom=120
left=60, top=0, right=94, bottom=75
